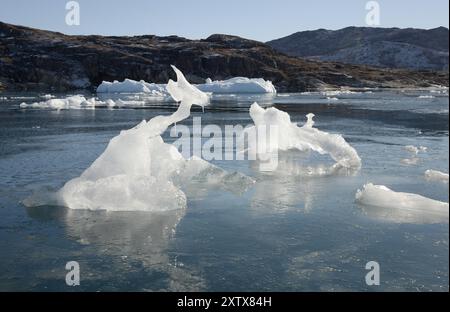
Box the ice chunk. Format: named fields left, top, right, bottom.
left=425, top=170, right=449, bottom=184
left=401, top=145, right=427, bottom=165
left=243, top=102, right=361, bottom=169
left=24, top=66, right=251, bottom=212
left=40, top=94, right=54, bottom=99
left=355, top=183, right=449, bottom=224
left=197, top=77, right=276, bottom=94
left=167, top=65, right=210, bottom=106
left=400, top=158, right=419, bottom=165
left=409, top=145, right=425, bottom=154
left=321, top=90, right=358, bottom=97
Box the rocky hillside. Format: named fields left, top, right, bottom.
left=0, top=22, right=448, bottom=92
left=267, top=26, right=449, bottom=71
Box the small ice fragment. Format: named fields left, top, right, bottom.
left=404, top=145, right=419, bottom=154
left=355, top=183, right=449, bottom=223
left=425, top=170, right=449, bottom=184
left=400, top=158, right=419, bottom=165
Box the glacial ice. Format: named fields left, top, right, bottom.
left=425, top=169, right=449, bottom=183
left=97, top=76, right=277, bottom=94
left=401, top=145, right=427, bottom=165
left=197, top=77, right=277, bottom=94
left=20, top=95, right=97, bottom=110
left=97, top=79, right=168, bottom=96
left=19, top=96, right=157, bottom=109
left=243, top=103, right=362, bottom=170
left=355, top=183, right=449, bottom=217
left=321, top=90, right=358, bottom=97
left=24, top=66, right=254, bottom=211
left=404, top=145, right=427, bottom=154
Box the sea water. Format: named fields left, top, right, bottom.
left=0, top=90, right=448, bottom=291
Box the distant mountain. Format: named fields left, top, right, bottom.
left=267, top=27, right=449, bottom=71
left=0, top=22, right=448, bottom=92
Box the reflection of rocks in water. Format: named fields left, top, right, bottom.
left=26, top=206, right=205, bottom=291
left=357, top=203, right=449, bottom=224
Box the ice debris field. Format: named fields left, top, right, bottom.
left=22, top=66, right=449, bottom=222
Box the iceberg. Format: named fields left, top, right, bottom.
left=24, top=66, right=253, bottom=211
left=243, top=103, right=362, bottom=170
left=97, top=79, right=169, bottom=96
left=355, top=183, right=449, bottom=223
left=197, top=77, right=276, bottom=94
left=425, top=169, right=449, bottom=184
left=97, top=76, right=277, bottom=94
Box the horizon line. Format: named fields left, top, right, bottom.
left=1, top=20, right=448, bottom=42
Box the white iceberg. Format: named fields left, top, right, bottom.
left=23, top=66, right=254, bottom=211
left=355, top=183, right=449, bottom=223
left=425, top=170, right=449, bottom=184
left=97, top=79, right=168, bottom=96
left=97, top=76, right=277, bottom=94
left=243, top=103, right=362, bottom=170
left=197, top=77, right=276, bottom=94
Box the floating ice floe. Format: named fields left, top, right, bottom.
left=97, top=76, right=277, bottom=94
left=243, top=103, right=362, bottom=170
left=406, top=145, right=426, bottom=154
left=19, top=95, right=97, bottom=110
left=321, top=90, right=358, bottom=97
left=355, top=183, right=449, bottom=223
left=23, top=66, right=254, bottom=211
left=401, top=145, right=427, bottom=165
left=425, top=170, right=449, bottom=184
left=19, top=96, right=153, bottom=109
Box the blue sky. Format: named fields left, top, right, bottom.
left=0, top=0, right=448, bottom=41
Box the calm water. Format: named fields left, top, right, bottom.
left=0, top=90, right=448, bottom=291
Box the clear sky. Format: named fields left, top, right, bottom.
left=0, top=0, right=448, bottom=41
